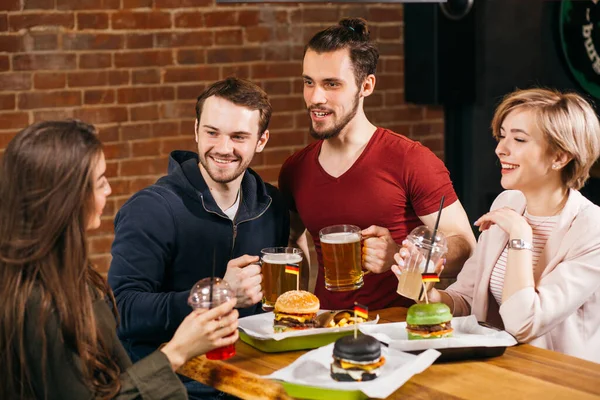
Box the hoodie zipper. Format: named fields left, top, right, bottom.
left=198, top=193, right=273, bottom=260
left=231, top=224, right=238, bottom=259
left=231, top=196, right=272, bottom=258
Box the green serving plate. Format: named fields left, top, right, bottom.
left=277, top=381, right=367, bottom=400
left=239, top=329, right=355, bottom=353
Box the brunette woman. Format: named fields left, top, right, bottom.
left=0, top=120, right=239, bottom=399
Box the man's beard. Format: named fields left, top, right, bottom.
left=198, top=153, right=253, bottom=184
left=309, top=91, right=360, bottom=140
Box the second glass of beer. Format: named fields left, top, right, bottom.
left=319, top=224, right=365, bottom=291
left=260, top=247, right=303, bottom=311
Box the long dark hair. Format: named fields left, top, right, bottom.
left=0, top=120, right=121, bottom=399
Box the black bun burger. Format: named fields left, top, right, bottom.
left=330, top=334, right=385, bottom=382
left=406, top=303, right=453, bottom=340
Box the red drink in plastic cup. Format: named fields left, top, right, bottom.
left=188, top=278, right=237, bottom=361
left=206, top=343, right=236, bottom=360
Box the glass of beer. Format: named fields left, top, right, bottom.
left=396, top=225, right=447, bottom=300
left=188, top=277, right=237, bottom=360
left=319, top=225, right=366, bottom=291
left=260, top=247, right=303, bottom=311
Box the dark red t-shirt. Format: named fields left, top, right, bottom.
left=278, top=127, right=458, bottom=310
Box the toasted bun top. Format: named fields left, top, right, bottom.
left=274, top=290, right=320, bottom=314
left=406, top=303, right=452, bottom=326
left=333, top=334, right=381, bottom=362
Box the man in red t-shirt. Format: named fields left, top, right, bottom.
left=278, top=18, right=477, bottom=310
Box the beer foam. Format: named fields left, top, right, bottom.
left=320, top=232, right=361, bottom=244
left=262, top=253, right=302, bottom=264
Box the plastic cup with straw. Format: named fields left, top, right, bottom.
left=419, top=195, right=445, bottom=304
left=187, top=250, right=236, bottom=360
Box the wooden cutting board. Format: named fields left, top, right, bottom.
left=178, top=354, right=293, bottom=400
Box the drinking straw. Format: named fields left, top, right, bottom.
left=210, top=249, right=216, bottom=304
left=419, top=196, right=445, bottom=303
left=423, top=195, right=445, bottom=274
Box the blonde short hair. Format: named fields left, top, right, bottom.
left=491, top=88, right=600, bottom=190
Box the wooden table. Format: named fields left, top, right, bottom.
left=225, top=307, right=600, bottom=399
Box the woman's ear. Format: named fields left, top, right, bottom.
left=552, top=152, right=572, bottom=170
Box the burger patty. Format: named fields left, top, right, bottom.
left=274, top=317, right=318, bottom=327
left=406, top=321, right=452, bottom=332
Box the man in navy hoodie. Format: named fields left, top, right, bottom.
left=108, top=78, right=289, bottom=399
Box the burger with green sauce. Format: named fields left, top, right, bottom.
left=406, top=303, right=453, bottom=340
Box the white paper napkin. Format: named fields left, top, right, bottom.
left=359, top=315, right=517, bottom=351
left=266, top=343, right=440, bottom=398
left=238, top=311, right=380, bottom=341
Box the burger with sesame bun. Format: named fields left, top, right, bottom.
left=405, top=303, right=453, bottom=340
left=273, top=290, right=320, bottom=332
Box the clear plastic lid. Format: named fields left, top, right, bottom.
left=188, top=277, right=233, bottom=309
left=406, top=225, right=448, bottom=255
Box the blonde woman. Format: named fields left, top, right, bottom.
left=393, top=88, right=600, bottom=363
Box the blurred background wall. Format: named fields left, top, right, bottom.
left=0, top=1, right=444, bottom=273
left=4, top=0, right=599, bottom=277
left=404, top=0, right=600, bottom=223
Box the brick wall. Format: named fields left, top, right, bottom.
left=0, top=0, right=444, bottom=273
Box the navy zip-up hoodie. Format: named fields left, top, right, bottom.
left=108, top=150, right=289, bottom=361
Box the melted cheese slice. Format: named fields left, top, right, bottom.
left=274, top=313, right=314, bottom=323
left=339, top=357, right=386, bottom=371
left=405, top=327, right=453, bottom=337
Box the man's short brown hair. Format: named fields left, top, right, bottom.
left=195, top=77, right=272, bottom=135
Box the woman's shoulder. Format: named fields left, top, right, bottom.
left=569, top=191, right=600, bottom=232
left=23, top=287, right=62, bottom=349
left=25, top=286, right=46, bottom=320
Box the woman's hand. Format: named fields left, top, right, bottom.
left=161, top=298, right=239, bottom=371
left=392, top=240, right=445, bottom=274
left=474, top=207, right=532, bottom=240
left=391, top=243, right=444, bottom=303
left=392, top=240, right=414, bottom=272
